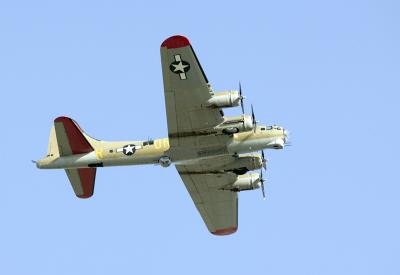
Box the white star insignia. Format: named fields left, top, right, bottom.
left=172, top=61, right=188, bottom=73
left=124, top=145, right=135, bottom=154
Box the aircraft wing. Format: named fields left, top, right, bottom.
left=176, top=164, right=238, bottom=236
left=160, top=35, right=224, bottom=147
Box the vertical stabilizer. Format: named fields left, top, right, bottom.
left=53, top=116, right=97, bottom=199
left=46, top=126, right=60, bottom=158
left=54, top=116, right=94, bottom=156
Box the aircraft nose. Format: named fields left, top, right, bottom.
left=283, top=129, right=289, bottom=143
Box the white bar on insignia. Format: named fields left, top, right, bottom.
left=180, top=73, right=186, bottom=80
left=174, top=55, right=181, bottom=62
left=116, top=148, right=123, bottom=152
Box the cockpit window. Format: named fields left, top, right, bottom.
left=261, top=127, right=266, bottom=131
left=270, top=126, right=281, bottom=130
left=143, top=140, right=154, bottom=146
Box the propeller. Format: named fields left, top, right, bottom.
left=283, top=129, right=292, bottom=146
left=260, top=169, right=266, bottom=200
left=239, top=82, right=245, bottom=114
left=251, top=104, right=257, bottom=132
left=261, top=150, right=267, bottom=170
left=285, top=129, right=290, bottom=141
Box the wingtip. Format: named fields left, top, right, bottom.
left=161, top=35, right=190, bottom=49
left=77, top=193, right=94, bottom=199
left=211, top=226, right=238, bottom=236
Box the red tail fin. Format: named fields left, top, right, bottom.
left=54, top=117, right=97, bottom=198
left=54, top=116, right=93, bottom=156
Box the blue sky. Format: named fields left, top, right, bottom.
left=1, top=0, right=399, bottom=274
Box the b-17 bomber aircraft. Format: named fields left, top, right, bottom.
left=36, top=35, right=288, bottom=236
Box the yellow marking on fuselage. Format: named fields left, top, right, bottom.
left=154, top=138, right=170, bottom=150
left=95, top=149, right=104, bottom=159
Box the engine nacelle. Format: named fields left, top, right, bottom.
left=205, top=91, right=241, bottom=108
left=216, top=115, right=253, bottom=134
left=222, top=173, right=261, bottom=192
left=266, top=138, right=285, bottom=149
left=223, top=154, right=263, bottom=174
left=184, top=153, right=263, bottom=175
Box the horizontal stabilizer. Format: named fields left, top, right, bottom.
left=54, top=116, right=94, bottom=156
left=65, top=168, right=96, bottom=198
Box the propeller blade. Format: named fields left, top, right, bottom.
left=251, top=104, right=257, bottom=132
left=261, top=181, right=266, bottom=200
left=283, top=129, right=290, bottom=144
left=261, top=150, right=267, bottom=170
left=239, top=82, right=245, bottom=114
left=260, top=170, right=266, bottom=200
